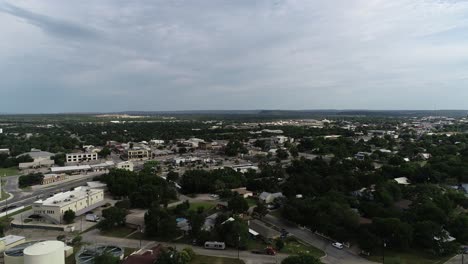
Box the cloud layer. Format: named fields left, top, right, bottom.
left=1, top=0, right=468, bottom=113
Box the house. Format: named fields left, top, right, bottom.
left=42, top=174, right=66, bottom=185
left=202, top=213, right=219, bottom=231
left=259, top=192, right=283, bottom=204
left=394, top=177, right=410, bottom=185
left=122, top=245, right=163, bottom=264
left=231, top=187, right=253, bottom=198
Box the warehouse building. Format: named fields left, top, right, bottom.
left=32, top=187, right=104, bottom=224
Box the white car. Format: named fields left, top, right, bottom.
left=331, top=242, right=344, bottom=249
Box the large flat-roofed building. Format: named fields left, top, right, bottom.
left=66, top=152, right=98, bottom=163
left=32, top=186, right=104, bottom=224
left=125, top=148, right=150, bottom=161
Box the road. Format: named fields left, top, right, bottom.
left=445, top=254, right=466, bottom=264
left=0, top=172, right=105, bottom=210
left=262, top=214, right=377, bottom=264
left=82, top=229, right=286, bottom=264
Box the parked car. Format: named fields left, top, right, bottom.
left=251, top=247, right=276, bottom=255
left=332, top=242, right=344, bottom=249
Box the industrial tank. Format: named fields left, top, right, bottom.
left=23, top=241, right=64, bottom=264
left=4, top=241, right=39, bottom=264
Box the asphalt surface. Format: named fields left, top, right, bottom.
left=262, top=214, right=377, bottom=264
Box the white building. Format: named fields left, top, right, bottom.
left=66, top=152, right=98, bottom=163
left=32, top=186, right=104, bottom=224
left=116, top=161, right=134, bottom=171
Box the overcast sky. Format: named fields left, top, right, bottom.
left=1, top=0, right=468, bottom=113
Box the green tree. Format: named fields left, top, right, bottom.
left=99, top=147, right=111, bottom=158
left=277, top=149, right=289, bottom=160
left=275, top=239, right=285, bottom=251
left=97, top=207, right=127, bottom=231
left=228, top=195, right=249, bottom=214
left=63, top=209, right=75, bottom=224
left=167, top=171, right=180, bottom=182
left=144, top=203, right=178, bottom=239
left=253, top=202, right=268, bottom=218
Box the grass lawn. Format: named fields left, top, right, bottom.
left=269, top=209, right=282, bottom=218
left=190, top=255, right=245, bottom=264
left=0, top=167, right=18, bottom=177
left=0, top=189, right=10, bottom=201
left=246, top=237, right=268, bottom=250
left=281, top=237, right=325, bottom=259
left=101, top=226, right=136, bottom=238
left=366, top=249, right=454, bottom=264
left=189, top=201, right=215, bottom=211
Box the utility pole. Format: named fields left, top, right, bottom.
left=237, top=235, right=240, bottom=263
left=382, top=241, right=386, bottom=264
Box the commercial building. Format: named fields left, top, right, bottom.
left=66, top=152, right=98, bottom=163
left=32, top=187, right=104, bottom=224
left=116, top=161, right=134, bottom=171
left=41, top=174, right=66, bottom=185
left=125, top=148, right=150, bottom=161
left=17, top=149, right=55, bottom=170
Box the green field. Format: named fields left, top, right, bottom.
left=366, top=249, right=454, bottom=264
left=0, top=167, right=18, bottom=177
left=0, top=190, right=10, bottom=201
left=190, top=255, right=244, bottom=264
left=189, top=201, right=215, bottom=211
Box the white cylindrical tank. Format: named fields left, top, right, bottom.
left=24, top=241, right=64, bottom=264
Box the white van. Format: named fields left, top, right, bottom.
left=204, top=241, right=225, bottom=250
left=85, top=214, right=100, bottom=222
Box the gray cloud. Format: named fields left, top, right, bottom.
left=0, top=2, right=100, bottom=40
left=1, top=0, right=468, bottom=113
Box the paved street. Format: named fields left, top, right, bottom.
left=444, top=254, right=466, bottom=264
left=82, top=229, right=287, bottom=264
left=262, top=214, right=377, bottom=264
left=1, top=172, right=105, bottom=210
